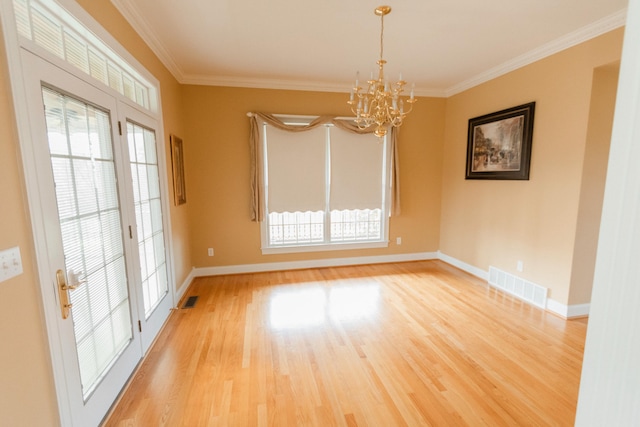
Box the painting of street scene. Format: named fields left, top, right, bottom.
left=465, top=102, right=535, bottom=180
left=471, top=115, right=524, bottom=172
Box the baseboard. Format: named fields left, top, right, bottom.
left=546, top=300, right=590, bottom=319
left=436, top=252, right=590, bottom=318
left=567, top=303, right=590, bottom=318
left=174, top=267, right=196, bottom=307
left=437, top=251, right=489, bottom=281
left=193, top=252, right=438, bottom=277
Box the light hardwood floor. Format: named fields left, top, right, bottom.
left=104, top=260, right=587, bottom=426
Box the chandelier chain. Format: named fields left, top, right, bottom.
left=379, top=14, right=384, bottom=63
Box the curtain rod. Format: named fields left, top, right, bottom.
left=247, top=112, right=355, bottom=121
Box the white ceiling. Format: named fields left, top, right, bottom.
left=110, top=0, right=628, bottom=97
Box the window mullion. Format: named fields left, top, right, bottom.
left=324, top=125, right=331, bottom=244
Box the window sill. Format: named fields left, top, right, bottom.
left=261, top=240, right=389, bottom=255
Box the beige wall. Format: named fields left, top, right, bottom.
left=0, top=0, right=188, bottom=424
left=440, top=29, right=624, bottom=305
left=0, top=28, right=59, bottom=426
left=568, top=62, right=620, bottom=305
left=181, top=86, right=445, bottom=267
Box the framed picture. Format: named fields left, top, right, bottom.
left=170, top=134, right=186, bottom=205
left=465, top=102, right=535, bottom=180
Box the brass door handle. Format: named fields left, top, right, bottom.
left=56, top=269, right=73, bottom=319
left=56, top=269, right=86, bottom=319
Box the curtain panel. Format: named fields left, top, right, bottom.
left=248, top=112, right=401, bottom=221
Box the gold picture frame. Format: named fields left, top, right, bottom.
left=170, top=134, right=186, bottom=205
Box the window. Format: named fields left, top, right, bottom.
left=126, top=121, right=169, bottom=317
left=13, top=0, right=157, bottom=112
left=260, top=117, right=390, bottom=253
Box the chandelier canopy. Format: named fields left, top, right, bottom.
left=348, top=5, right=416, bottom=137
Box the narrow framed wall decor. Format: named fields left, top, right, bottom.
left=465, top=102, right=535, bottom=180
left=170, top=134, right=187, bottom=205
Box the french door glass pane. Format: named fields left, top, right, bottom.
left=42, top=87, right=133, bottom=399
left=127, top=121, right=168, bottom=317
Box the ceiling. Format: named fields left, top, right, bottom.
left=110, top=0, right=628, bottom=97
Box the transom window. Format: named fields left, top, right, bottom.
left=260, top=117, right=390, bottom=253
left=13, top=0, right=157, bottom=112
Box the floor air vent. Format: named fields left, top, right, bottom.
left=182, top=296, right=199, bottom=309
left=488, top=266, right=547, bottom=309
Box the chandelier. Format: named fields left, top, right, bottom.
left=348, top=5, right=416, bottom=138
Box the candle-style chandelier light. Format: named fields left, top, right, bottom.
left=348, top=5, right=416, bottom=138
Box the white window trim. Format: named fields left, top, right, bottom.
left=259, top=117, right=391, bottom=255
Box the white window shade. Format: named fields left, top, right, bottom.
left=330, top=128, right=383, bottom=211
left=266, top=125, right=326, bottom=213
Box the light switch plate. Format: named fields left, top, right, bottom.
left=0, top=246, right=23, bottom=283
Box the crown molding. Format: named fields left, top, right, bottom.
left=445, top=8, right=627, bottom=97
left=179, top=73, right=447, bottom=97
left=180, top=74, right=352, bottom=93
left=110, top=0, right=185, bottom=81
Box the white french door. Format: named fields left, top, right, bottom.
left=120, top=104, right=173, bottom=351
left=21, top=49, right=172, bottom=426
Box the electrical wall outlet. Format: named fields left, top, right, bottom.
left=0, top=246, right=23, bottom=283
left=517, top=260, right=524, bottom=272
left=207, top=248, right=214, bottom=257
left=396, top=237, right=402, bottom=245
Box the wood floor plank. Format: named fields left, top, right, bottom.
left=103, top=260, right=587, bottom=426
